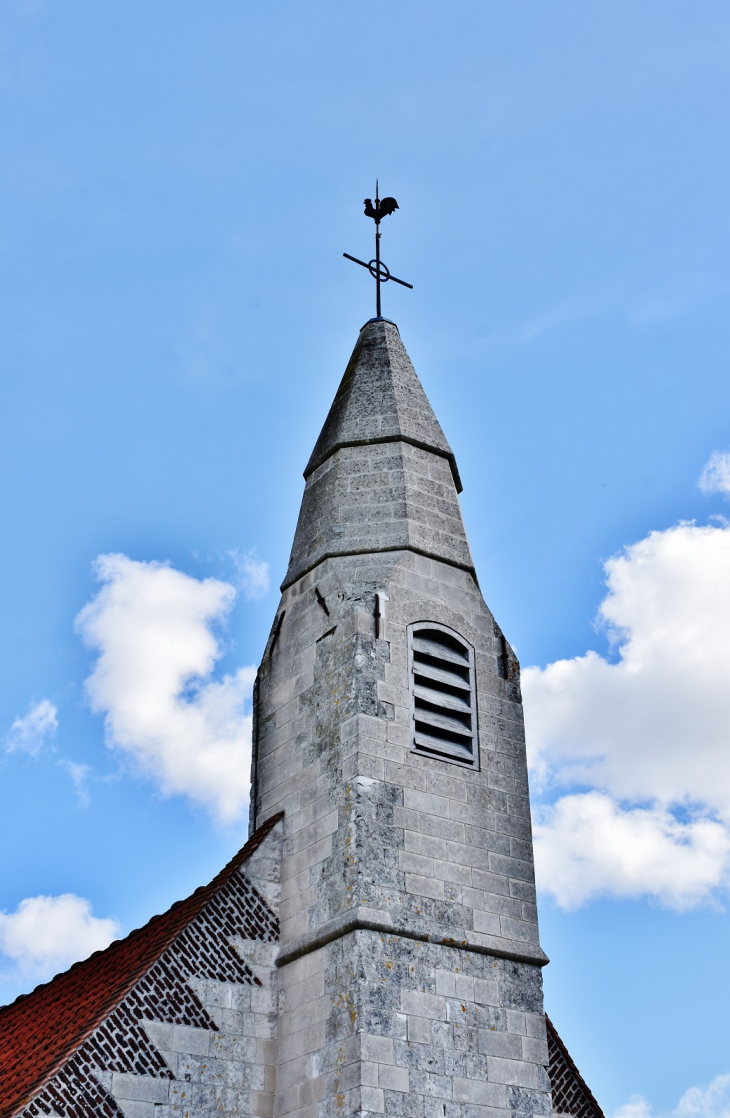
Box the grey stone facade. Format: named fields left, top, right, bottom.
left=252, top=319, right=552, bottom=1118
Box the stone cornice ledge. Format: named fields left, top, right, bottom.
left=280, top=545, right=479, bottom=592
left=276, top=907, right=549, bottom=969
left=304, top=434, right=464, bottom=494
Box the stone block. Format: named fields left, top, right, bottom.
left=404, top=787, right=451, bottom=819
left=406, top=1015, right=432, bottom=1044
left=111, top=1073, right=170, bottom=1103
left=405, top=873, right=445, bottom=901
left=361, top=1034, right=395, bottom=1064
left=405, top=831, right=449, bottom=861
left=401, top=990, right=447, bottom=1021
left=486, top=1055, right=540, bottom=1088
left=379, top=1063, right=410, bottom=1092
left=419, top=815, right=466, bottom=843
left=435, top=970, right=456, bottom=998
left=140, top=1020, right=172, bottom=1052
left=499, top=916, right=539, bottom=943
left=488, top=853, right=534, bottom=882
left=521, top=1034, right=549, bottom=1064
left=424, top=771, right=468, bottom=805
left=452, top=1078, right=507, bottom=1106
left=477, top=1030, right=522, bottom=1060
left=170, top=1024, right=210, bottom=1056
left=433, top=859, right=472, bottom=887
left=112, top=1101, right=156, bottom=1118
left=473, top=978, right=499, bottom=1007
left=359, top=1059, right=379, bottom=1087
left=399, top=850, right=434, bottom=876
left=361, top=1086, right=386, bottom=1113
left=454, top=974, right=474, bottom=1002
left=472, top=911, right=500, bottom=936
left=252, top=1089, right=276, bottom=1116
left=524, top=1012, right=545, bottom=1039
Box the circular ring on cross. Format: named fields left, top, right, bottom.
left=368, top=259, right=391, bottom=282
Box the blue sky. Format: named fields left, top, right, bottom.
left=1, top=2, right=730, bottom=1114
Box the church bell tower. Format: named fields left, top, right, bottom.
left=0, top=195, right=607, bottom=1118
left=250, top=316, right=552, bottom=1118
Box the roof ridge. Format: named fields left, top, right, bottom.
left=546, top=1013, right=605, bottom=1118
left=0, top=812, right=282, bottom=1015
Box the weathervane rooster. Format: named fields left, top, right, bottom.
left=363, top=195, right=399, bottom=223
left=343, top=182, right=412, bottom=320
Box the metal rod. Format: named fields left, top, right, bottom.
left=375, top=228, right=382, bottom=317
left=342, top=254, right=413, bottom=289
left=387, top=274, right=414, bottom=290
left=375, top=178, right=381, bottom=318
left=343, top=252, right=370, bottom=268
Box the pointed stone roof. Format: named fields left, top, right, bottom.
left=0, top=813, right=282, bottom=1118
left=305, top=319, right=463, bottom=493
left=283, top=319, right=475, bottom=589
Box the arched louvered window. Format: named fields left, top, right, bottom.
left=408, top=622, right=479, bottom=769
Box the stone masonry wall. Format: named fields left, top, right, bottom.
left=254, top=547, right=552, bottom=1118
left=256, top=550, right=544, bottom=963
left=277, top=930, right=550, bottom=1118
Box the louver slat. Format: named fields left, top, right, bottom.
left=412, top=661, right=471, bottom=691
left=411, top=637, right=469, bottom=665
left=409, top=624, right=478, bottom=769
left=413, top=684, right=471, bottom=713
left=413, top=728, right=474, bottom=762
left=415, top=707, right=471, bottom=734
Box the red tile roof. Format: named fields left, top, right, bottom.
left=546, top=1014, right=605, bottom=1118
left=0, top=813, right=283, bottom=1118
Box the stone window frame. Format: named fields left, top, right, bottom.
left=408, top=621, right=480, bottom=770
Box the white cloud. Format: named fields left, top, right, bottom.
left=76, top=554, right=256, bottom=823
left=523, top=520, right=730, bottom=908
left=6, top=699, right=58, bottom=756
left=533, top=793, right=730, bottom=910
left=60, top=760, right=92, bottom=807
left=614, top=1074, right=730, bottom=1118
left=698, top=451, right=730, bottom=497
left=229, top=549, right=270, bottom=601
left=0, top=894, right=120, bottom=979
left=676, top=1076, right=730, bottom=1118
left=615, top=1098, right=653, bottom=1118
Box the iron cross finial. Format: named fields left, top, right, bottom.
left=343, top=181, right=413, bottom=319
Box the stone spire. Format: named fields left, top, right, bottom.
left=305, top=319, right=462, bottom=490
left=283, top=319, right=474, bottom=589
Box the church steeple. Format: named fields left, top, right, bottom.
left=283, top=319, right=473, bottom=589
left=252, top=316, right=552, bottom=1118
left=0, top=183, right=602, bottom=1116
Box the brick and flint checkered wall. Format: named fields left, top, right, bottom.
left=15, top=821, right=284, bottom=1118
